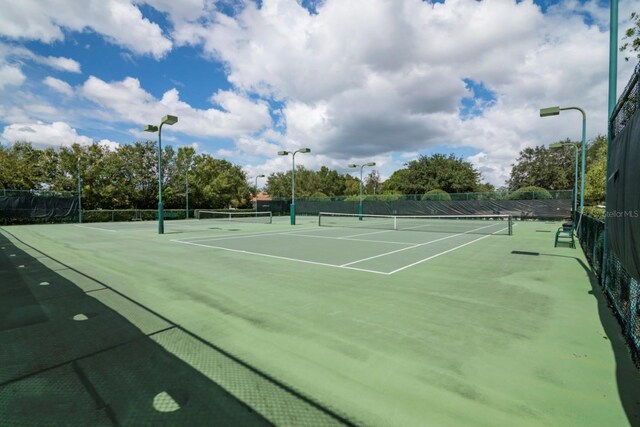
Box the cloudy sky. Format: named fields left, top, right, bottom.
left=0, top=0, right=636, bottom=187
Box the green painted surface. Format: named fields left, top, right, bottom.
left=2, top=217, right=639, bottom=426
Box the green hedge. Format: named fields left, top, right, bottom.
left=421, top=189, right=451, bottom=201
left=507, top=186, right=552, bottom=200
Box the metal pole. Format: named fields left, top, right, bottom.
left=185, top=170, right=189, bottom=220
left=290, top=152, right=296, bottom=225
left=559, top=107, right=586, bottom=221
left=77, top=157, right=82, bottom=224
left=158, top=123, right=165, bottom=234
left=359, top=165, right=364, bottom=220
left=579, top=112, right=586, bottom=220
left=255, top=176, right=258, bottom=214
left=603, top=0, right=618, bottom=286
left=573, top=145, right=578, bottom=218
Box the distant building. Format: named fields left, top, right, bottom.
left=251, top=191, right=271, bottom=205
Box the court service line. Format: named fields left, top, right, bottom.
left=288, top=233, right=413, bottom=246
left=339, top=229, right=399, bottom=239
left=172, top=227, right=334, bottom=243
left=73, top=224, right=117, bottom=232
left=339, top=233, right=461, bottom=267
left=175, top=229, right=348, bottom=242
left=339, top=222, right=500, bottom=267
left=171, top=239, right=391, bottom=275
left=387, top=227, right=508, bottom=274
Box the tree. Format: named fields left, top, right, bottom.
left=164, top=146, right=196, bottom=209
left=316, top=166, right=345, bottom=196
left=343, top=175, right=360, bottom=196
left=584, top=135, right=607, bottom=205
left=0, top=142, right=46, bottom=190
left=507, top=142, right=575, bottom=191
left=0, top=139, right=257, bottom=211
left=585, top=135, right=607, bottom=167
left=265, top=166, right=357, bottom=198
left=381, top=154, right=485, bottom=194
left=620, top=12, right=640, bottom=62
left=266, top=171, right=292, bottom=199
left=189, top=156, right=251, bottom=209
left=364, top=170, right=381, bottom=195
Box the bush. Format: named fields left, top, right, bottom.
left=305, top=192, right=331, bottom=201
left=421, top=189, right=451, bottom=201
left=583, top=206, right=605, bottom=220
left=364, top=193, right=403, bottom=201
left=508, top=186, right=552, bottom=200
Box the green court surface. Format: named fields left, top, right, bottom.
left=1, top=216, right=639, bottom=426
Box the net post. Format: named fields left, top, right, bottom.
left=393, top=215, right=397, bottom=230
left=508, top=216, right=513, bottom=236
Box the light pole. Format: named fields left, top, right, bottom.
left=540, top=106, right=586, bottom=221
left=254, top=174, right=265, bottom=214
left=185, top=162, right=192, bottom=220
left=348, top=162, right=376, bottom=220
left=278, top=148, right=311, bottom=225
left=549, top=142, right=579, bottom=219
left=144, top=114, right=178, bottom=234
left=77, top=156, right=82, bottom=224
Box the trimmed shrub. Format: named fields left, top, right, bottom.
left=421, top=189, right=452, bottom=201
left=507, top=186, right=552, bottom=200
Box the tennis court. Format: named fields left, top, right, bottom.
left=2, top=216, right=639, bottom=426
left=171, top=213, right=513, bottom=275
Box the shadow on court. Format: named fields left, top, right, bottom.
left=512, top=249, right=640, bottom=426
left=0, top=232, right=351, bottom=426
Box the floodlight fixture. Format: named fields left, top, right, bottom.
left=144, top=114, right=179, bottom=234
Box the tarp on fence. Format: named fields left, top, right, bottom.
left=607, top=109, right=640, bottom=281
left=0, top=195, right=78, bottom=219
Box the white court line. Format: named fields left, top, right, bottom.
left=339, top=232, right=462, bottom=267
left=172, top=239, right=390, bottom=275
left=339, top=222, right=500, bottom=267
left=172, top=227, right=330, bottom=243
left=387, top=227, right=508, bottom=274
left=73, top=224, right=117, bottom=232
left=172, top=221, right=510, bottom=275
left=339, top=229, right=399, bottom=239
left=289, top=233, right=413, bottom=246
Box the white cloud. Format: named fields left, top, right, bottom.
left=0, top=65, right=25, bottom=91
left=139, top=0, right=209, bottom=24
left=80, top=76, right=272, bottom=137
left=0, top=0, right=172, bottom=58
left=0, top=0, right=636, bottom=189
left=175, top=0, right=635, bottom=186
left=1, top=120, right=117, bottom=148
left=43, top=76, right=74, bottom=96
left=97, top=138, right=120, bottom=150
left=36, top=55, right=81, bottom=73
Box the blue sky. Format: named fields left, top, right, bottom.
left=0, top=0, right=636, bottom=187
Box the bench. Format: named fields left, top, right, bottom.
left=554, top=222, right=575, bottom=248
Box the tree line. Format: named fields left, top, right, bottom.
left=1, top=134, right=607, bottom=209
left=0, top=141, right=251, bottom=210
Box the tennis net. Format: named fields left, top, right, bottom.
left=318, top=212, right=512, bottom=235
left=197, top=210, right=273, bottom=224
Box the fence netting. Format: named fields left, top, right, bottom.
left=579, top=61, right=640, bottom=363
